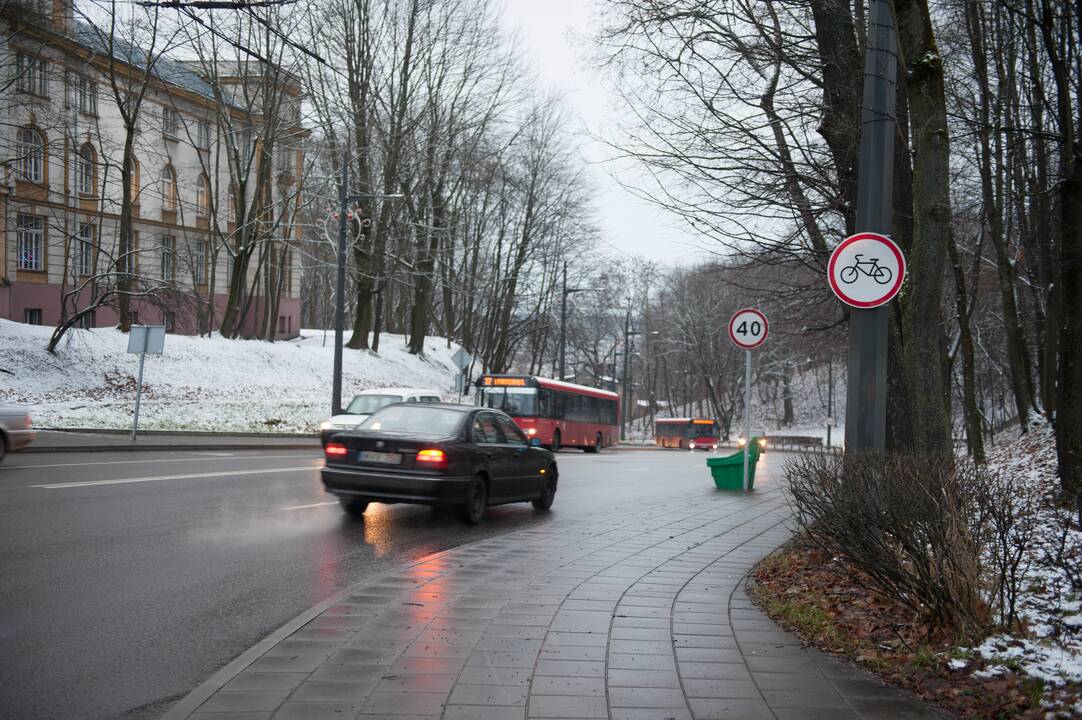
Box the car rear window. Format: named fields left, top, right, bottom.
left=345, top=394, right=402, bottom=415
left=360, top=405, right=465, bottom=436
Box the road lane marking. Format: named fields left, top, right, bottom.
left=280, top=500, right=338, bottom=511
left=2, top=454, right=312, bottom=472
left=32, top=465, right=319, bottom=489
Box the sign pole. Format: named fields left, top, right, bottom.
left=743, top=348, right=752, bottom=493
left=131, top=329, right=149, bottom=442
left=846, top=0, right=897, bottom=451
left=727, top=308, right=768, bottom=492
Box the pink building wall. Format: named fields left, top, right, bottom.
left=1, top=280, right=301, bottom=339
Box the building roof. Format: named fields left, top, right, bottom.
left=71, top=20, right=218, bottom=102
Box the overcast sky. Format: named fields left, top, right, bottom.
left=500, top=0, right=710, bottom=266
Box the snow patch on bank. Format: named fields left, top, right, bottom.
left=968, top=420, right=1082, bottom=707
left=0, top=320, right=462, bottom=432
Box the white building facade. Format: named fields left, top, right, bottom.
left=1, top=0, right=303, bottom=337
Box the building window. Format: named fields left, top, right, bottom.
left=278, top=315, right=288, bottom=334
left=16, top=53, right=48, bottom=96
left=196, top=175, right=209, bottom=217
left=78, top=76, right=97, bottom=115
left=161, top=236, right=175, bottom=281
left=193, top=238, right=207, bottom=285
left=24, top=308, right=43, bottom=325
left=122, top=232, right=138, bottom=275
left=74, top=223, right=94, bottom=276
left=128, top=156, right=140, bottom=208
left=285, top=250, right=292, bottom=293
left=196, top=119, right=210, bottom=149
left=276, top=145, right=293, bottom=174
left=17, top=214, right=45, bottom=271
left=162, top=107, right=180, bottom=138
left=77, top=142, right=95, bottom=194
left=227, top=185, right=237, bottom=223
left=78, top=311, right=96, bottom=329
left=16, top=127, right=44, bottom=182
left=161, top=165, right=177, bottom=211
left=162, top=311, right=175, bottom=332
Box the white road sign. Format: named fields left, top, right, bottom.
left=126, top=325, right=166, bottom=355
left=827, top=232, right=906, bottom=308
left=728, top=308, right=768, bottom=350
left=451, top=347, right=472, bottom=371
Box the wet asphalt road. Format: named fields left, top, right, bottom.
left=0, top=446, right=787, bottom=720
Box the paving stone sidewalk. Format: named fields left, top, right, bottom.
left=164, top=472, right=945, bottom=720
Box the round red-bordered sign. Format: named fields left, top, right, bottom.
left=728, top=308, right=769, bottom=350
left=827, top=232, right=906, bottom=308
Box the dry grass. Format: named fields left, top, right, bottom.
left=750, top=541, right=1051, bottom=719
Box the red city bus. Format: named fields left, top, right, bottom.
left=476, top=375, right=619, bottom=452
left=655, top=418, right=721, bottom=450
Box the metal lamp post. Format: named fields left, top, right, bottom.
left=845, top=0, right=897, bottom=451
left=331, top=145, right=403, bottom=415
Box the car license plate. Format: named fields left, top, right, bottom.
left=358, top=450, right=402, bottom=465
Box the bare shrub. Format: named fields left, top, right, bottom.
left=1044, top=506, right=1082, bottom=596
left=979, top=471, right=1040, bottom=630
left=786, top=452, right=991, bottom=642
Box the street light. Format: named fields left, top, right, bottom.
left=558, top=262, right=597, bottom=381
left=332, top=145, right=402, bottom=415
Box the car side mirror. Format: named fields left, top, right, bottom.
left=530, top=438, right=541, bottom=448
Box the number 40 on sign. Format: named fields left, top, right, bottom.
left=728, top=308, right=768, bottom=350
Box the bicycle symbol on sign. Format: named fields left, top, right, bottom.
left=839, top=253, right=893, bottom=286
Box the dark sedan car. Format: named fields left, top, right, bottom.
left=322, top=403, right=558, bottom=525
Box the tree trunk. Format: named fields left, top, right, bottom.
left=966, top=1, right=1034, bottom=430
left=895, top=0, right=952, bottom=456
left=949, top=236, right=984, bottom=462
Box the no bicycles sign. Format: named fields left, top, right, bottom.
left=827, top=232, right=907, bottom=308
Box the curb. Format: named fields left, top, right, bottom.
left=37, top=428, right=318, bottom=438
left=23, top=442, right=319, bottom=454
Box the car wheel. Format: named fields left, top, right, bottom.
left=458, top=475, right=488, bottom=525
left=339, top=498, right=369, bottom=516
left=550, top=430, right=561, bottom=452
left=532, top=467, right=558, bottom=511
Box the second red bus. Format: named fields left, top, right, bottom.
left=655, top=418, right=721, bottom=450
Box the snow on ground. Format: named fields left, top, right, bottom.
left=959, top=420, right=1082, bottom=708
left=0, top=320, right=462, bottom=433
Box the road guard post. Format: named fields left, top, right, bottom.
left=728, top=309, right=769, bottom=492
left=127, top=325, right=166, bottom=441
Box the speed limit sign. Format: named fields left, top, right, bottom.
left=728, top=308, right=768, bottom=350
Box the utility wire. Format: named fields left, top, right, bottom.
left=138, top=1, right=298, bottom=8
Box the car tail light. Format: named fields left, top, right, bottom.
left=25, top=414, right=32, bottom=429
left=325, top=443, right=348, bottom=459
left=416, top=449, right=446, bottom=465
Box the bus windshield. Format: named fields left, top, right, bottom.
left=481, top=387, right=537, bottom=417
left=690, top=423, right=719, bottom=438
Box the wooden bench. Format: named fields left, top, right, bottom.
left=765, top=435, right=824, bottom=450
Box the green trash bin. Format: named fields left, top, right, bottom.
left=706, top=439, right=761, bottom=491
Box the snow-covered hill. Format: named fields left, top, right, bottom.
left=0, top=320, right=462, bottom=432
